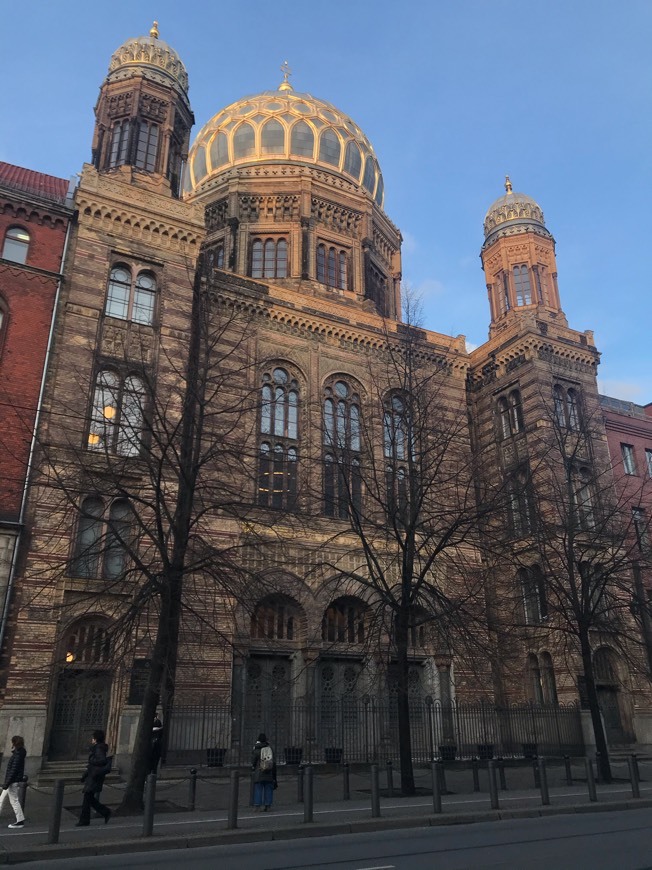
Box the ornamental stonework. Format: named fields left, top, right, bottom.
left=140, top=94, right=169, bottom=122
left=107, top=92, right=133, bottom=118
left=240, top=194, right=300, bottom=223
left=311, top=198, right=361, bottom=237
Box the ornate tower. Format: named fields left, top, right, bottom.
left=481, top=177, right=566, bottom=337
left=91, top=22, right=193, bottom=197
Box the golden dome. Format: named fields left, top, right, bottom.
left=186, top=87, right=384, bottom=207
left=106, top=23, right=190, bottom=107
left=483, top=176, right=551, bottom=247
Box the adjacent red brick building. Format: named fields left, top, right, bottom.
left=0, top=162, right=74, bottom=654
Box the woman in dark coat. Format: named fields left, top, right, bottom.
left=76, top=730, right=111, bottom=826
left=0, top=735, right=26, bottom=828
left=251, top=732, right=277, bottom=811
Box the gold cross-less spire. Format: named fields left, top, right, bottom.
left=505, top=175, right=513, bottom=194
left=278, top=60, right=294, bottom=92
left=150, top=21, right=160, bottom=38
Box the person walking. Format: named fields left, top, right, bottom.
left=149, top=714, right=163, bottom=775
left=251, top=732, right=277, bottom=811
left=0, top=735, right=26, bottom=828
left=76, top=730, right=112, bottom=826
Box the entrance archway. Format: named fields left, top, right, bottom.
left=49, top=620, right=112, bottom=760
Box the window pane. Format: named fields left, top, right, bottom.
left=288, top=390, right=298, bottom=440
left=133, top=273, right=156, bottom=324
left=104, top=500, right=131, bottom=579
left=233, top=123, right=255, bottom=159
left=338, top=251, right=347, bottom=289
left=251, top=240, right=263, bottom=278
left=89, top=370, right=120, bottom=450
left=73, top=497, right=104, bottom=578
left=261, top=384, right=272, bottom=433
left=375, top=174, right=384, bottom=205
left=316, top=245, right=326, bottom=283
left=117, top=376, right=145, bottom=456
left=319, top=130, right=341, bottom=166
left=106, top=267, right=131, bottom=319
left=2, top=227, right=30, bottom=264
left=261, top=119, right=285, bottom=155
left=343, top=141, right=361, bottom=180
left=276, top=239, right=287, bottom=278
left=193, top=145, right=208, bottom=183
left=324, top=398, right=334, bottom=445
left=291, top=121, right=314, bottom=157
left=258, top=442, right=271, bottom=506
left=362, top=157, right=375, bottom=194
left=327, top=248, right=336, bottom=287
left=273, top=386, right=285, bottom=436
left=350, top=404, right=360, bottom=452
left=264, top=239, right=275, bottom=278
left=210, top=131, right=229, bottom=168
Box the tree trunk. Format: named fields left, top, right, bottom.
left=395, top=609, right=415, bottom=795
left=580, top=630, right=612, bottom=783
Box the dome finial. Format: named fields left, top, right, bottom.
left=505, top=175, right=513, bottom=194
left=278, top=60, right=294, bottom=92
left=150, top=21, right=159, bottom=39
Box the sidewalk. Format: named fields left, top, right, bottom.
left=0, top=759, right=649, bottom=865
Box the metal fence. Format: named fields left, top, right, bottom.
left=165, top=698, right=584, bottom=767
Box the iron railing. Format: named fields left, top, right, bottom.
left=165, top=698, right=584, bottom=766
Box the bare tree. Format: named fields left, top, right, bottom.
left=497, top=378, right=652, bottom=783
left=309, top=296, right=497, bottom=795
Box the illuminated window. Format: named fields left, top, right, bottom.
left=88, top=370, right=145, bottom=456
left=105, top=265, right=156, bottom=325
left=258, top=367, right=299, bottom=509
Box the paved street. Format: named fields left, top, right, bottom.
left=17, top=807, right=652, bottom=870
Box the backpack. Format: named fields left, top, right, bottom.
left=259, top=745, right=273, bottom=771
left=101, top=755, right=113, bottom=776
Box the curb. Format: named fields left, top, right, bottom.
left=2, top=798, right=652, bottom=864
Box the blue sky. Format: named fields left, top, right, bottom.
left=2, top=1, right=650, bottom=402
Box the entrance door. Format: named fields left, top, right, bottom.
left=49, top=670, right=111, bottom=760
left=597, top=686, right=626, bottom=745
left=241, top=657, right=292, bottom=754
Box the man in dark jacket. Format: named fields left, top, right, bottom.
left=0, top=735, right=26, bottom=828
left=251, top=732, right=277, bottom=811
left=76, top=730, right=111, bottom=826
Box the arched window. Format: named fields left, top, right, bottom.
left=108, top=120, right=130, bottom=168
left=540, top=652, right=558, bottom=703
left=64, top=620, right=111, bottom=664
left=553, top=384, right=582, bottom=430
left=71, top=497, right=132, bottom=581
left=88, top=370, right=146, bottom=456
left=497, top=397, right=511, bottom=439
left=526, top=653, right=544, bottom=704
left=316, top=243, right=349, bottom=289
left=322, top=597, right=366, bottom=643
left=384, top=393, right=412, bottom=517
left=72, top=496, right=104, bottom=578
left=258, top=367, right=299, bottom=510
left=193, top=145, right=208, bottom=183
left=593, top=647, right=619, bottom=685
left=210, top=131, right=229, bottom=168
left=319, top=130, right=341, bottom=166
left=251, top=596, right=300, bottom=640
left=135, top=122, right=159, bottom=172
left=513, top=264, right=532, bottom=305
left=553, top=385, right=566, bottom=427
left=509, top=390, right=524, bottom=433
left=343, top=141, right=362, bottom=181
left=375, top=174, right=384, bottom=206
left=362, top=157, right=376, bottom=194
left=323, top=379, right=362, bottom=518
left=574, top=466, right=595, bottom=529
left=290, top=120, right=314, bottom=157
left=508, top=467, right=535, bottom=536
left=104, top=499, right=131, bottom=579
left=233, top=122, right=255, bottom=159
left=251, top=238, right=288, bottom=279
left=105, top=265, right=156, bottom=325
left=2, top=226, right=30, bottom=264
left=567, top=389, right=580, bottom=430
left=519, top=565, right=547, bottom=624
left=261, top=119, right=285, bottom=155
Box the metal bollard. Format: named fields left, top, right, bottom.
left=430, top=762, right=442, bottom=814
left=595, top=752, right=602, bottom=784
left=47, top=779, right=65, bottom=845
left=303, top=765, right=314, bottom=823
left=370, top=763, right=381, bottom=818
left=497, top=758, right=507, bottom=791
left=532, top=756, right=540, bottom=788
left=188, top=768, right=197, bottom=812
left=227, top=770, right=239, bottom=829
left=633, top=753, right=641, bottom=784
left=471, top=757, right=480, bottom=792
left=488, top=760, right=499, bottom=810
left=628, top=756, right=641, bottom=799
left=297, top=764, right=304, bottom=803
left=17, top=775, right=28, bottom=812
left=386, top=760, right=394, bottom=797
left=342, top=762, right=350, bottom=801
left=564, top=755, right=573, bottom=786
left=143, top=772, right=156, bottom=837
left=436, top=760, right=447, bottom=796
left=538, top=757, right=550, bottom=806
left=585, top=757, right=597, bottom=802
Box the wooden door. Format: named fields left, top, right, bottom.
left=49, top=670, right=111, bottom=760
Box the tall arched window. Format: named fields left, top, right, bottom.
left=384, top=393, right=412, bottom=518
left=323, top=379, right=361, bottom=518
left=497, top=390, right=523, bottom=438
left=573, top=466, right=595, bottom=529
left=319, top=130, right=341, bottom=166
left=513, top=265, right=532, bottom=305
left=343, top=141, right=362, bottom=181
left=104, top=499, right=131, bottom=580
left=508, top=467, right=535, bottom=536
left=316, top=244, right=348, bottom=289
left=526, top=653, right=544, bottom=703
left=135, top=122, right=159, bottom=172
left=2, top=226, right=30, bottom=264
left=553, top=384, right=582, bottom=430
left=251, top=595, right=301, bottom=640
left=497, top=397, right=511, bottom=439
left=362, top=157, right=376, bottom=194
left=540, top=652, right=558, bottom=703
left=64, top=620, right=111, bottom=664
left=233, top=122, right=255, bottom=159
left=105, top=265, right=156, bottom=325
left=290, top=120, right=314, bottom=157
left=251, top=238, right=288, bottom=279
left=108, top=120, right=131, bottom=168
left=72, top=497, right=104, bottom=578
left=258, top=367, right=299, bottom=509
left=209, top=131, right=229, bottom=168
left=88, top=370, right=146, bottom=456
left=519, top=565, right=548, bottom=624
left=261, top=119, right=285, bottom=155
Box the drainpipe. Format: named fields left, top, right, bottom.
left=0, top=213, right=75, bottom=657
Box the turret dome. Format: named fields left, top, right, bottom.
left=185, top=71, right=384, bottom=207
left=483, top=176, right=552, bottom=247
left=106, top=22, right=190, bottom=109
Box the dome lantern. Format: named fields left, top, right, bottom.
left=483, top=176, right=551, bottom=248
